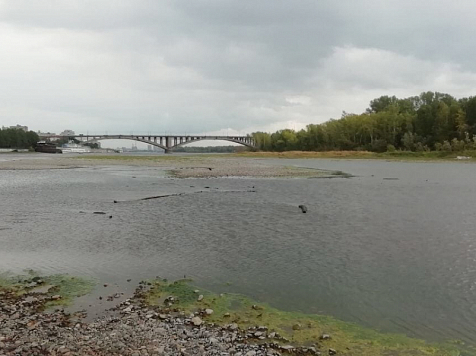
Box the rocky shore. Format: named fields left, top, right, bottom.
left=0, top=282, right=323, bottom=356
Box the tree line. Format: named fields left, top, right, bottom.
left=0, top=128, right=39, bottom=149
left=251, top=92, right=476, bottom=152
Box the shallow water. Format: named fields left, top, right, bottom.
left=1, top=155, right=476, bottom=344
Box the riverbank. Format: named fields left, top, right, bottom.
left=0, top=276, right=470, bottom=356
left=234, top=150, right=476, bottom=161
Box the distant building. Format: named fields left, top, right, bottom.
left=3, top=124, right=28, bottom=131
left=37, top=131, right=57, bottom=137
left=59, top=129, right=75, bottom=136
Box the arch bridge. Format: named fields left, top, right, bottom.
left=39, top=134, right=256, bottom=153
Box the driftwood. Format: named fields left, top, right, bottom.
left=114, top=189, right=256, bottom=203
left=298, top=205, right=307, bottom=213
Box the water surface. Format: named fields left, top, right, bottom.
left=1, top=155, right=476, bottom=344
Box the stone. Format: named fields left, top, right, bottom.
left=329, top=348, right=337, bottom=355
left=320, top=334, right=331, bottom=340
left=292, top=323, right=302, bottom=330
left=197, top=295, right=204, bottom=301
left=154, top=328, right=167, bottom=336
left=51, top=295, right=62, bottom=300
left=191, top=316, right=203, bottom=326
left=281, top=345, right=294, bottom=351
left=205, top=309, right=214, bottom=315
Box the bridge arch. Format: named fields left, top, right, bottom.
left=172, top=137, right=255, bottom=149
left=83, top=137, right=167, bottom=151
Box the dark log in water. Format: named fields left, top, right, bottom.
left=298, top=205, right=307, bottom=213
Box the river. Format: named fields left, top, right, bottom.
left=1, top=154, right=476, bottom=345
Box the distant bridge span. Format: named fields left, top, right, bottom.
left=39, top=134, right=256, bottom=153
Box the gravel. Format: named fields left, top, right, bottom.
left=0, top=287, right=323, bottom=356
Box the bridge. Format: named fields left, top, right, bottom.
left=38, top=134, right=256, bottom=153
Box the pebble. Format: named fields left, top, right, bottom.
left=191, top=316, right=203, bottom=326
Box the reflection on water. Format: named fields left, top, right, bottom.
left=1, top=157, right=476, bottom=344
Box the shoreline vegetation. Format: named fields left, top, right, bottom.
left=250, top=92, right=476, bottom=156
left=0, top=275, right=472, bottom=355
left=0, top=128, right=39, bottom=150
left=234, top=150, right=476, bottom=161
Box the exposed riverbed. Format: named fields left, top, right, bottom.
left=1, top=153, right=476, bottom=350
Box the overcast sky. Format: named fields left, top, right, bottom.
left=1, top=0, right=476, bottom=136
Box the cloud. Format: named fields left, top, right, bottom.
left=1, top=1, right=476, bottom=136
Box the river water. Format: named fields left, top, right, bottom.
left=1, top=154, right=476, bottom=345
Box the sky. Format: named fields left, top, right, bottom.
left=2, top=0, right=476, bottom=138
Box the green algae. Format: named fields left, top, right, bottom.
left=0, top=272, right=95, bottom=307
left=142, top=279, right=473, bottom=356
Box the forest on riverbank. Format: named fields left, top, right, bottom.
left=251, top=92, right=476, bottom=153
left=0, top=128, right=39, bottom=149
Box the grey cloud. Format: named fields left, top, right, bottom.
left=1, top=0, right=476, bottom=135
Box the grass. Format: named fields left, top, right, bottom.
left=142, top=279, right=474, bottom=356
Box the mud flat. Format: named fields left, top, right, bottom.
left=0, top=154, right=342, bottom=178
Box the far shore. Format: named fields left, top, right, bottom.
left=233, top=150, right=476, bottom=161
left=2, top=149, right=476, bottom=162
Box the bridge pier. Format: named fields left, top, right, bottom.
left=164, top=148, right=172, bottom=154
